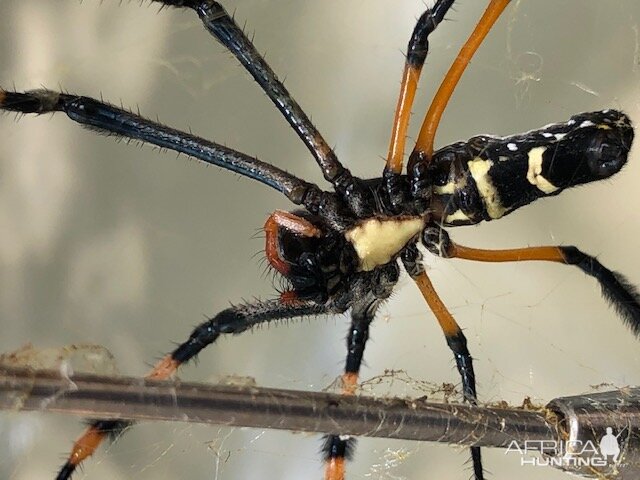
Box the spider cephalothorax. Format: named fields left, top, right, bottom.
left=264, top=207, right=405, bottom=308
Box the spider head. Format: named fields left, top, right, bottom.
left=265, top=211, right=360, bottom=304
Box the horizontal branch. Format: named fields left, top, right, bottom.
left=0, top=366, right=554, bottom=449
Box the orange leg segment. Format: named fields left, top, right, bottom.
left=385, top=1, right=455, bottom=174
left=341, top=372, right=359, bottom=396
left=414, top=0, right=511, bottom=161
left=413, top=271, right=462, bottom=337
left=387, top=64, right=423, bottom=174
left=64, top=426, right=107, bottom=469
left=405, top=258, right=482, bottom=477
left=448, top=243, right=566, bottom=264
left=325, top=457, right=347, bottom=480
left=264, top=209, right=322, bottom=276
left=322, top=372, right=359, bottom=480
left=61, top=353, right=182, bottom=474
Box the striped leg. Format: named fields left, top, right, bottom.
left=422, top=222, right=640, bottom=334
left=384, top=0, right=454, bottom=208
left=56, top=299, right=331, bottom=480
left=410, top=0, right=511, bottom=167
left=401, top=245, right=484, bottom=480
left=323, top=302, right=378, bottom=480
left=386, top=0, right=455, bottom=173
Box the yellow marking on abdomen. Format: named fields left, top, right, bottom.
left=445, top=209, right=471, bottom=224
left=467, top=158, right=507, bottom=219
left=526, top=146, right=558, bottom=194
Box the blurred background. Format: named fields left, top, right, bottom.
left=0, top=0, right=639, bottom=479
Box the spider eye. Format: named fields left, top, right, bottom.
left=586, top=137, right=626, bottom=177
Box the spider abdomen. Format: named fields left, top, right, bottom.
left=427, top=110, right=634, bottom=226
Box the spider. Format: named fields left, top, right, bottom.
left=4, top=2, right=630, bottom=477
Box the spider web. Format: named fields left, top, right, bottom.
left=0, top=1, right=639, bottom=479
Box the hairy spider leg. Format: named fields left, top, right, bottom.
left=401, top=244, right=483, bottom=479
left=323, top=302, right=377, bottom=480
left=439, top=240, right=640, bottom=335
left=154, top=0, right=372, bottom=217
left=410, top=0, right=511, bottom=170
left=384, top=0, right=455, bottom=211
left=0, top=89, right=327, bottom=210
left=398, top=2, right=511, bottom=477
left=0, top=88, right=357, bottom=479
left=55, top=299, right=334, bottom=480
left=386, top=0, right=454, bottom=175
left=0, top=90, right=367, bottom=232
left=0, top=83, right=369, bottom=480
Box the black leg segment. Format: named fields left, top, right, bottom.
left=150, top=0, right=372, bottom=216
left=402, top=244, right=484, bottom=480
left=323, top=300, right=378, bottom=480
left=0, top=89, right=323, bottom=207
left=54, top=299, right=333, bottom=480
left=172, top=299, right=331, bottom=365
left=560, top=246, right=640, bottom=336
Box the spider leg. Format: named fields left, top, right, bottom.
left=152, top=0, right=372, bottom=216
left=0, top=89, right=329, bottom=210
left=264, top=210, right=323, bottom=276
left=401, top=244, right=484, bottom=480
left=55, top=299, right=334, bottom=480
left=323, top=301, right=378, bottom=480
left=384, top=0, right=454, bottom=209
left=409, top=0, right=510, bottom=171
left=421, top=225, right=640, bottom=334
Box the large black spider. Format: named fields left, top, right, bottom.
left=1, top=1, right=639, bottom=479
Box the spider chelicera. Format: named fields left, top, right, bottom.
left=1, top=1, right=639, bottom=479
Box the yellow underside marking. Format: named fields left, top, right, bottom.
left=433, top=181, right=456, bottom=195
left=467, top=158, right=507, bottom=219
left=345, top=217, right=424, bottom=271
left=445, top=209, right=471, bottom=224
left=526, top=146, right=558, bottom=194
